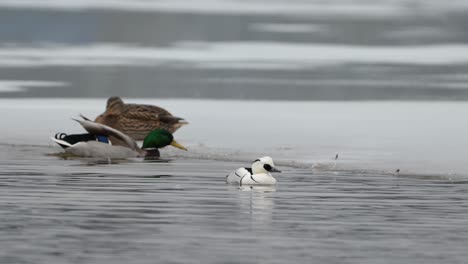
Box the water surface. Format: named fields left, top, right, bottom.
left=1, top=143, right=468, bottom=264
left=2, top=99, right=468, bottom=263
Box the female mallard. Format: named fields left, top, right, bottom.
left=226, top=156, right=281, bottom=185
left=94, top=96, right=188, bottom=140
left=52, top=116, right=187, bottom=159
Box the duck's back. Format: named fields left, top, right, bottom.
left=118, top=104, right=181, bottom=138
left=124, top=103, right=172, bottom=117
left=95, top=98, right=187, bottom=140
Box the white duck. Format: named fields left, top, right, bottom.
left=226, top=156, right=281, bottom=185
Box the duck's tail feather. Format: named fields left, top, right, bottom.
left=51, top=137, right=73, bottom=149
left=159, top=115, right=189, bottom=125
left=79, top=114, right=92, bottom=121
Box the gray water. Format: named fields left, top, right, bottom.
left=1, top=100, right=468, bottom=264
left=2, top=144, right=468, bottom=264
left=1, top=0, right=468, bottom=100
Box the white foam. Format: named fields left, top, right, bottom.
left=191, top=62, right=312, bottom=71
left=250, top=23, right=329, bottom=33
left=2, top=0, right=468, bottom=17
left=0, top=80, right=67, bottom=93
left=2, top=42, right=468, bottom=68
left=196, top=77, right=468, bottom=89
left=385, top=26, right=452, bottom=39
left=0, top=0, right=408, bottom=17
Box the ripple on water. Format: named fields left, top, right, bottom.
left=1, top=147, right=468, bottom=264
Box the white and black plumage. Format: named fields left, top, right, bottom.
left=226, top=156, right=281, bottom=185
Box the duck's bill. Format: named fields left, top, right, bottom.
left=170, top=140, right=188, bottom=151
left=270, top=167, right=281, bottom=173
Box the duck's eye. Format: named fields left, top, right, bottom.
left=264, top=164, right=272, bottom=171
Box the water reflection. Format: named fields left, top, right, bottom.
left=2, top=145, right=468, bottom=263
left=238, top=185, right=277, bottom=192
left=48, top=151, right=171, bottom=165
left=229, top=185, right=276, bottom=226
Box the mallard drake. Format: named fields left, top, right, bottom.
left=226, top=156, right=281, bottom=185
left=52, top=116, right=187, bottom=159
left=94, top=96, right=188, bottom=140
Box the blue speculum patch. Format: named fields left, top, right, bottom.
left=96, top=135, right=109, bottom=144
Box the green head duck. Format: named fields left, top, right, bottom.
left=142, top=129, right=187, bottom=153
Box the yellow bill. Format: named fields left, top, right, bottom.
left=170, top=140, right=188, bottom=151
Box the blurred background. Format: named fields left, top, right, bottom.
left=1, top=0, right=468, bottom=100
left=3, top=3, right=468, bottom=263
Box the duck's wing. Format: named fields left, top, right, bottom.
left=73, top=117, right=139, bottom=151
left=120, top=111, right=188, bottom=125
left=114, top=105, right=187, bottom=139
left=95, top=101, right=188, bottom=140
left=123, top=104, right=187, bottom=124
left=226, top=167, right=252, bottom=184
left=124, top=103, right=171, bottom=115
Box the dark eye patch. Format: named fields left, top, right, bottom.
left=263, top=164, right=272, bottom=171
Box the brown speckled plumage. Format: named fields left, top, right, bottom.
left=94, top=97, right=187, bottom=140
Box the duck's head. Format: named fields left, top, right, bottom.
left=106, top=96, right=125, bottom=112
left=142, top=129, right=188, bottom=151
left=252, top=156, right=281, bottom=174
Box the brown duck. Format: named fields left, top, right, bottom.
left=94, top=96, right=188, bottom=140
